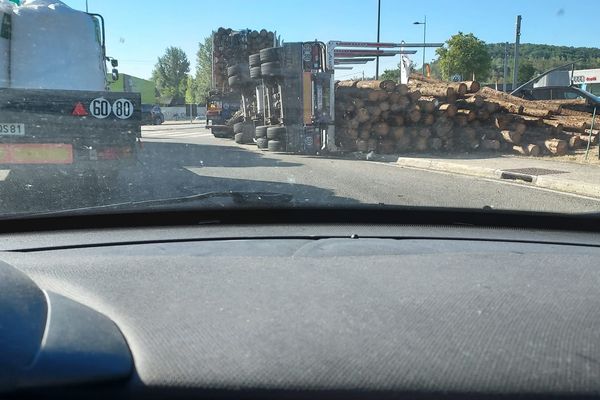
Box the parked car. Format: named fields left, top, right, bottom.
left=511, top=64, right=600, bottom=113
left=512, top=85, right=600, bottom=111
left=141, top=104, right=165, bottom=125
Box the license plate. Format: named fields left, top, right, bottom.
left=0, top=144, right=73, bottom=164
left=0, top=123, right=25, bottom=136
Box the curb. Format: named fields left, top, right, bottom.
left=396, top=158, right=600, bottom=199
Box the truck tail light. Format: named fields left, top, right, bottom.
left=97, top=146, right=133, bottom=160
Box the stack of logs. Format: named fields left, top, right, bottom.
left=335, top=74, right=598, bottom=156
left=212, top=27, right=275, bottom=92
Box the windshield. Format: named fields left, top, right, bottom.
left=0, top=0, right=599, bottom=218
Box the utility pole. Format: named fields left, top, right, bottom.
left=375, top=0, right=381, bottom=80
left=422, top=15, right=426, bottom=75
left=512, top=15, right=522, bottom=90
left=85, top=0, right=88, bottom=12
left=413, top=16, right=427, bottom=76
left=503, top=42, right=509, bottom=92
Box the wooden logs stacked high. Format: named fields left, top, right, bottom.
left=335, top=76, right=597, bottom=157
left=212, top=27, right=276, bottom=92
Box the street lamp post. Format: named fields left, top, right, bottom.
left=375, top=0, right=381, bottom=80
left=413, top=16, right=427, bottom=76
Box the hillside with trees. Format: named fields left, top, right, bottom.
left=426, top=42, right=600, bottom=84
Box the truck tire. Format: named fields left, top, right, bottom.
left=260, top=47, right=282, bottom=63
left=234, top=131, right=254, bottom=144
left=255, top=125, right=268, bottom=138
left=249, top=53, right=261, bottom=67
left=267, top=139, right=284, bottom=152
left=261, top=62, right=282, bottom=78
left=227, top=63, right=250, bottom=77
left=266, top=126, right=286, bottom=140
left=256, top=137, right=268, bottom=149
left=250, top=66, right=262, bottom=80
left=212, top=126, right=233, bottom=138
left=233, top=122, right=246, bottom=134
left=228, top=75, right=248, bottom=88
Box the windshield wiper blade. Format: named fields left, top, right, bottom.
left=7, top=191, right=295, bottom=218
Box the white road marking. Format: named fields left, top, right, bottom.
left=0, top=170, right=10, bottom=181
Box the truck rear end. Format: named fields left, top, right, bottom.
left=0, top=88, right=140, bottom=181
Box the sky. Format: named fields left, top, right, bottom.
left=62, top=0, right=597, bottom=81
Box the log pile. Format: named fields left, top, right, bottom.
left=335, top=76, right=598, bottom=157
left=212, top=27, right=275, bottom=92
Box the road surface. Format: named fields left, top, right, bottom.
left=1, top=122, right=599, bottom=215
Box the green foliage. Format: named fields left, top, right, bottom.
left=519, top=62, right=536, bottom=83
left=184, top=75, right=196, bottom=104
left=151, top=47, right=190, bottom=103
left=194, top=36, right=213, bottom=105
left=436, top=32, right=492, bottom=81
left=380, top=69, right=399, bottom=81
left=485, top=43, right=600, bottom=84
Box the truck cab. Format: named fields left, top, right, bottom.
left=0, top=1, right=141, bottom=188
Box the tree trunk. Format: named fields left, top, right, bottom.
left=462, top=81, right=481, bottom=93
left=356, top=80, right=397, bottom=91
left=337, top=80, right=359, bottom=88
left=439, top=103, right=458, bottom=117
left=409, top=109, right=422, bottom=123
left=544, top=139, right=568, bottom=155
left=395, top=84, right=409, bottom=96
left=501, top=130, right=522, bottom=144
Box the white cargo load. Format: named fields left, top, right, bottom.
left=0, top=1, right=14, bottom=87
left=0, top=0, right=106, bottom=91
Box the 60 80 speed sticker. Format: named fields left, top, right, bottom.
left=89, top=98, right=135, bottom=119
left=90, top=98, right=111, bottom=119
left=112, top=98, right=134, bottom=119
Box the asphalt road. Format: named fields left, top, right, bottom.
left=1, top=122, right=600, bottom=215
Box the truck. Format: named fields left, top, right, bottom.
left=0, top=0, right=140, bottom=188
left=212, top=35, right=436, bottom=154
left=206, top=28, right=277, bottom=139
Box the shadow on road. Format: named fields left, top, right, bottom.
left=0, top=141, right=360, bottom=214
left=140, top=141, right=303, bottom=169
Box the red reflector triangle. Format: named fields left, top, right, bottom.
left=72, top=102, right=89, bottom=116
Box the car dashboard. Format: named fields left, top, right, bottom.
left=1, top=212, right=600, bottom=400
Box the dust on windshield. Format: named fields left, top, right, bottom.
left=0, top=0, right=599, bottom=216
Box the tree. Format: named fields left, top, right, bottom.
left=151, top=47, right=190, bottom=103
left=379, top=59, right=415, bottom=82
left=185, top=75, right=196, bottom=104
left=380, top=69, right=399, bottom=81
left=194, top=36, right=213, bottom=105
left=436, top=32, right=492, bottom=81
left=518, top=62, right=536, bottom=83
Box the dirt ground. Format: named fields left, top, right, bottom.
left=538, top=145, right=600, bottom=166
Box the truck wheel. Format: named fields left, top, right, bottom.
left=227, top=63, right=250, bottom=77
left=266, top=126, right=286, bottom=140
left=228, top=75, right=244, bottom=87
left=234, top=131, right=254, bottom=144
left=233, top=122, right=247, bottom=134
left=260, top=47, right=282, bottom=63
left=249, top=53, right=261, bottom=67
left=255, top=125, right=268, bottom=138
left=261, top=62, right=282, bottom=78
left=250, top=66, right=262, bottom=80
left=256, top=137, right=269, bottom=149
left=234, top=133, right=244, bottom=144
left=267, top=140, right=284, bottom=152
left=212, top=127, right=233, bottom=138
